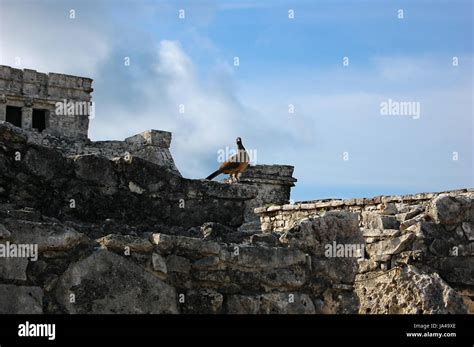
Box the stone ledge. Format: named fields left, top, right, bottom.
left=255, top=189, right=473, bottom=214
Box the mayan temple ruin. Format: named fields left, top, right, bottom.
left=0, top=65, right=473, bottom=314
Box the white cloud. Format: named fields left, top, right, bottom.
left=90, top=40, right=255, bottom=178
left=0, top=2, right=110, bottom=76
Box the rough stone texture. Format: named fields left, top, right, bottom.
left=54, top=250, right=178, bottom=314
left=0, top=284, right=43, bottom=314
left=2, top=219, right=90, bottom=253
left=97, top=234, right=154, bottom=253
left=257, top=190, right=474, bottom=314
left=0, top=257, right=28, bottom=281
left=26, top=128, right=181, bottom=176
left=239, top=165, right=296, bottom=223
left=226, top=293, right=315, bottom=314
left=0, top=223, right=11, bottom=238
left=366, top=233, right=414, bottom=256
left=0, top=65, right=92, bottom=139
left=180, top=289, right=224, bottom=314
left=256, top=189, right=473, bottom=233
left=426, top=194, right=472, bottom=225
left=355, top=266, right=467, bottom=314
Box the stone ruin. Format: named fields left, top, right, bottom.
left=0, top=66, right=472, bottom=314
left=0, top=66, right=296, bottom=226
left=0, top=65, right=92, bottom=139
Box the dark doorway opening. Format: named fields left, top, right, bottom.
left=32, top=109, right=46, bottom=132
left=6, top=106, right=22, bottom=128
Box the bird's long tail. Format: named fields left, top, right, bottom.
left=206, top=169, right=222, bottom=180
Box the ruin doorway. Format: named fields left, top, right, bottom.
left=32, top=109, right=47, bottom=132
left=5, top=106, right=22, bottom=128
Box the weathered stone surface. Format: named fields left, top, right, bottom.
left=436, top=257, right=474, bottom=286
left=0, top=284, right=43, bottom=314
left=366, top=233, right=415, bottom=257
left=462, top=222, right=474, bottom=241
left=23, top=145, right=71, bottom=181
left=166, top=255, right=191, bottom=274
left=400, top=214, right=426, bottom=231
left=181, top=289, right=223, bottom=314
left=279, top=211, right=362, bottom=257
left=396, top=206, right=424, bottom=222
left=312, top=257, right=359, bottom=285
left=152, top=252, right=167, bottom=274
left=239, top=164, right=296, bottom=222
left=3, top=219, right=90, bottom=252
left=220, top=245, right=307, bottom=270
left=97, top=234, right=153, bottom=253
left=316, top=288, right=360, bottom=314
left=201, top=222, right=236, bottom=241
left=426, top=195, right=471, bottom=225
left=151, top=234, right=221, bottom=258
left=362, top=212, right=400, bottom=230
left=355, top=266, right=467, bottom=314
left=362, top=228, right=400, bottom=238
left=73, top=155, right=117, bottom=188
left=0, top=257, right=28, bottom=281
left=0, top=223, right=11, bottom=239
left=0, top=66, right=92, bottom=139
left=380, top=202, right=398, bottom=215
left=226, top=293, right=315, bottom=314
left=191, top=256, right=221, bottom=270
left=55, top=250, right=178, bottom=314
left=357, top=258, right=378, bottom=273
left=250, top=233, right=279, bottom=246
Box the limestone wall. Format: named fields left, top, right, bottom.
left=256, top=189, right=473, bottom=232
left=0, top=65, right=93, bottom=139
left=257, top=190, right=474, bottom=313
left=26, top=127, right=181, bottom=175
left=239, top=164, right=296, bottom=223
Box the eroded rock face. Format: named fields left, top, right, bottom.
left=257, top=189, right=474, bottom=314
left=276, top=212, right=364, bottom=313
left=355, top=266, right=467, bottom=314
left=54, top=250, right=178, bottom=314
left=3, top=219, right=90, bottom=252
left=426, top=195, right=472, bottom=225
left=279, top=211, right=362, bottom=257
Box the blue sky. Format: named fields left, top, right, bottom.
left=1, top=0, right=472, bottom=201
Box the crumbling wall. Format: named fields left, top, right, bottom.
left=256, top=191, right=474, bottom=313
left=239, top=164, right=296, bottom=222
left=0, top=122, right=256, bottom=229
left=26, top=127, right=181, bottom=175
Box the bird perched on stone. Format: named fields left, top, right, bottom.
left=206, top=137, right=249, bottom=182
